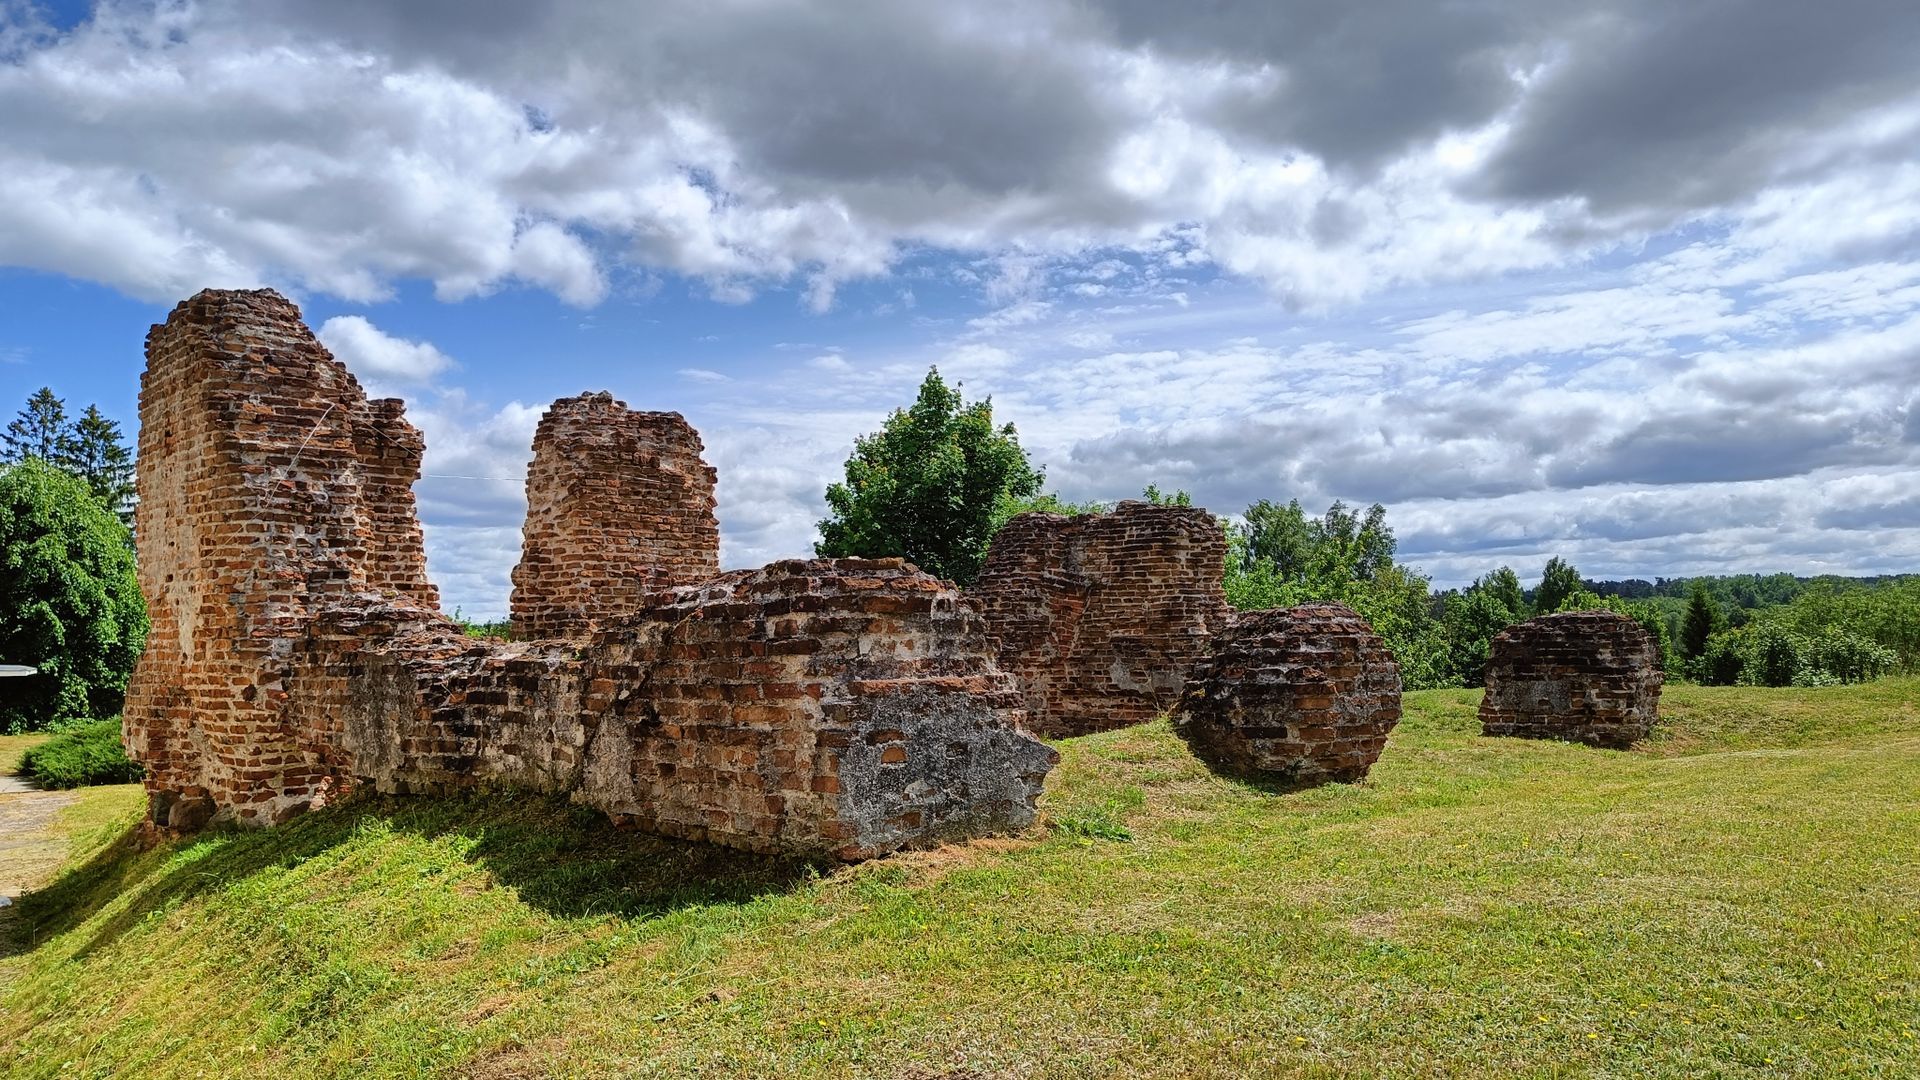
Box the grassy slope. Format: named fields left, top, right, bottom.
left=2, top=682, right=1917, bottom=1079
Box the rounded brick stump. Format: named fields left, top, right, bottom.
left=1172, top=602, right=1403, bottom=787
left=1478, top=610, right=1662, bottom=749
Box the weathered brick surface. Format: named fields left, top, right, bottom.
left=970, top=501, right=1230, bottom=737
left=1479, top=611, right=1663, bottom=748
left=510, top=392, right=718, bottom=639
left=308, top=561, right=1057, bottom=858
left=1172, top=603, right=1402, bottom=786
left=125, top=289, right=1054, bottom=858
left=123, top=288, right=437, bottom=829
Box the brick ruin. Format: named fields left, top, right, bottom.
left=1173, top=603, right=1403, bottom=786
left=124, top=289, right=440, bottom=830
left=124, top=289, right=1054, bottom=858
left=1478, top=610, right=1663, bottom=748
left=970, top=502, right=1231, bottom=737
left=510, top=392, right=719, bottom=639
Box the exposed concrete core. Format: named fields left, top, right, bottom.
left=970, top=502, right=1231, bottom=737
left=510, top=392, right=719, bottom=639
left=125, top=289, right=1055, bottom=859
left=1479, top=611, right=1663, bottom=748
left=123, top=288, right=438, bottom=829
left=1173, top=603, right=1402, bottom=786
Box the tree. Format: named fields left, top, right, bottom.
left=1224, top=498, right=1450, bottom=687
left=2, top=387, right=73, bottom=464
left=0, top=460, right=148, bottom=732
left=65, top=405, right=136, bottom=523
left=1533, top=557, right=1586, bottom=615
left=817, top=368, right=1042, bottom=586
left=1477, top=566, right=1526, bottom=618
left=1436, top=567, right=1529, bottom=686
left=1140, top=484, right=1192, bottom=507
left=1681, top=580, right=1719, bottom=662
left=1241, top=499, right=1313, bottom=580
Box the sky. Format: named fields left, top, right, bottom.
left=2, top=0, right=1918, bottom=620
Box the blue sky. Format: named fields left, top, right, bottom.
left=3, top=1, right=1918, bottom=618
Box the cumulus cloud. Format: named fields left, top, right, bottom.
left=317, top=316, right=454, bottom=391
left=3, top=0, right=1915, bottom=309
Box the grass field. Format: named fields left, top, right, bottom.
left=2, top=681, right=1917, bottom=1078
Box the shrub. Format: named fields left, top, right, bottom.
left=1692, top=621, right=1896, bottom=687
left=19, top=718, right=144, bottom=788
left=0, top=460, right=148, bottom=731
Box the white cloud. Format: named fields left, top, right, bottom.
left=317, top=315, right=455, bottom=391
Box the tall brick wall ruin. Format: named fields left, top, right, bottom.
left=124, top=289, right=438, bottom=830
left=510, top=392, right=719, bottom=639
left=125, top=289, right=1054, bottom=858
left=970, top=502, right=1230, bottom=737
left=1479, top=611, right=1663, bottom=748
left=1173, top=603, right=1402, bottom=786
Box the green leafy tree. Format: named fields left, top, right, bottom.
left=1478, top=566, right=1526, bottom=618
left=1437, top=568, right=1528, bottom=686
left=1240, top=498, right=1313, bottom=580
left=1533, top=557, right=1586, bottom=615
left=2, top=387, right=73, bottom=464
left=65, top=405, right=136, bottom=523
left=817, top=368, right=1042, bottom=586
left=0, top=460, right=148, bottom=732
left=1680, top=580, right=1720, bottom=662
left=1224, top=498, right=1452, bottom=688
left=1140, top=484, right=1193, bottom=507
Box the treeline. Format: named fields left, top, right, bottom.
left=814, top=369, right=1919, bottom=693
left=2, top=387, right=136, bottom=522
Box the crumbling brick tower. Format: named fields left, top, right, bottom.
left=970, top=501, right=1231, bottom=737
left=510, top=392, right=719, bottom=639
left=1173, top=603, right=1403, bottom=786
left=122, top=288, right=440, bottom=829
left=1479, top=610, right=1663, bottom=748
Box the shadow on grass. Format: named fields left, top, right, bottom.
left=2, top=790, right=823, bottom=960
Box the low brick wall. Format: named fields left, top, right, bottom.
left=293, top=560, right=1056, bottom=859
left=970, top=502, right=1230, bottom=737
left=1478, top=611, right=1663, bottom=748
left=1172, top=603, right=1402, bottom=786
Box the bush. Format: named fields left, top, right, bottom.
left=19, top=718, right=144, bottom=788
left=1691, top=622, right=1896, bottom=688
left=0, top=460, right=148, bottom=732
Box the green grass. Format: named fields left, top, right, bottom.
left=3, top=681, right=1919, bottom=1078
left=17, top=719, right=143, bottom=789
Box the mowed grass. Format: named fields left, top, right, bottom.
left=2, top=682, right=1918, bottom=1078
